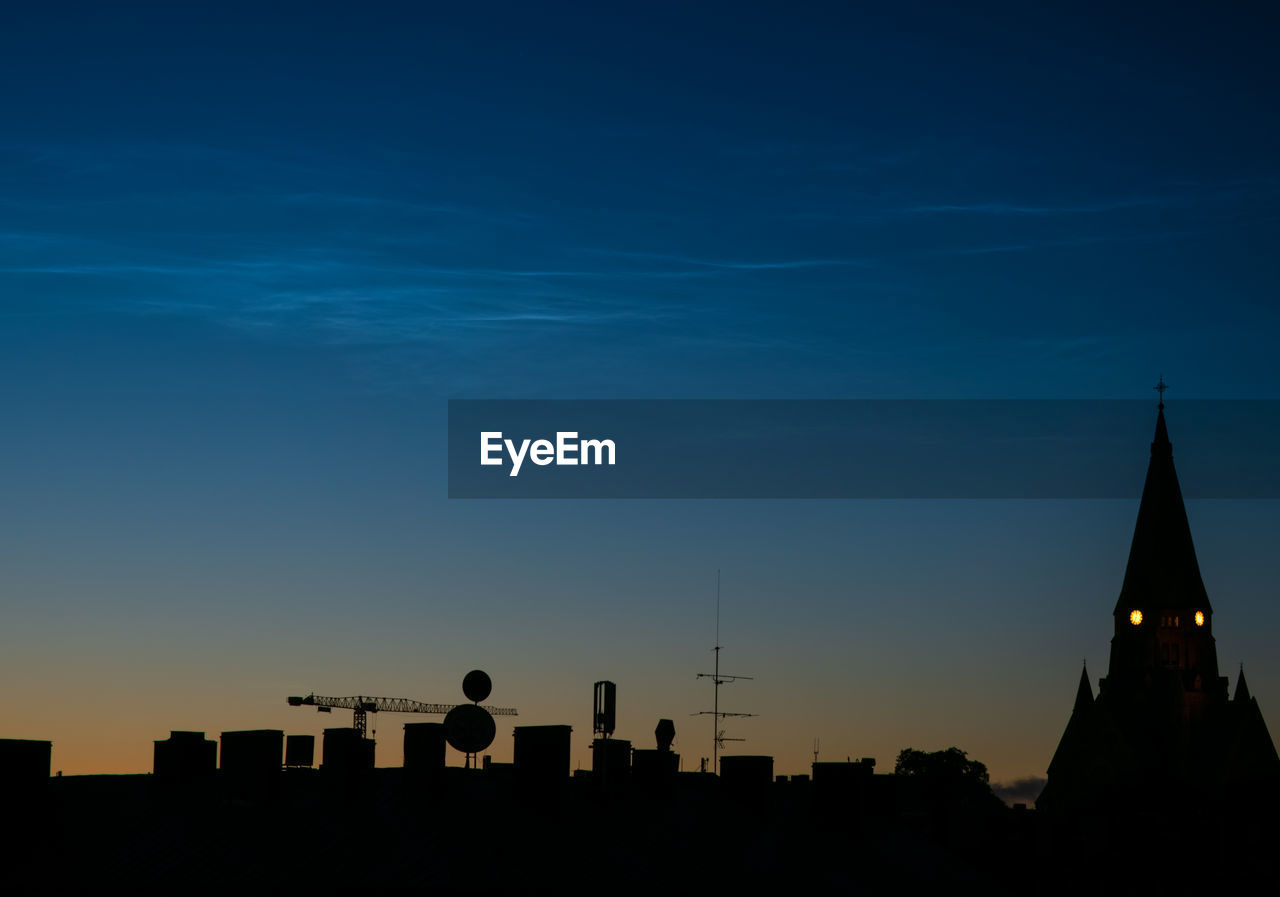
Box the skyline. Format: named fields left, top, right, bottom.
left=3, top=2, right=1280, bottom=797
left=9, top=402, right=1279, bottom=801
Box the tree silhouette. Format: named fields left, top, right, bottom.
left=891, top=747, right=1006, bottom=843
left=894, top=746, right=990, bottom=784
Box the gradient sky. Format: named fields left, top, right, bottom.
left=3, top=2, right=1280, bottom=795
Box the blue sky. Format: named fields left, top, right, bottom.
left=2, top=2, right=1279, bottom=785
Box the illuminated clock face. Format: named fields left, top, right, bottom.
left=1195, top=611, right=1205, bottom=627
left=1129, top=609, right=1143, bottom=626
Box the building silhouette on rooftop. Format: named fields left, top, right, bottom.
left=1038, top=399, right=1280, bottom=814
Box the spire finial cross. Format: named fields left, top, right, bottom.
left=1154, top=375, right=1168, bottom=409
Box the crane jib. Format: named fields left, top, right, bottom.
left=286, top=694, right=518, bottom=716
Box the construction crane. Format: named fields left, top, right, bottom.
left=287, top=694, right=517, bottom=739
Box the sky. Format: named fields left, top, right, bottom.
left=2, top=2, right=1280, bottom=796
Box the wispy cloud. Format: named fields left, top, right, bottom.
left=901, top=197, right=1167, bottom=216
left=899, top=176, right=1280, bottom=220
left=0, top=254, right=845, bottom=285
left=933, top=227, right=1206, bottom=256
left=275, top=191, right=542, bottom=227
left=585, top=248, right=874, bottom=271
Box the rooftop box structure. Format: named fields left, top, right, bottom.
left=219, top=730, right=283, bottom=776
left=719, top=755, right=773, bottom=787
left=154, top=731, right=216, bottom=778
left=322, top=727, right=374, bottom=773
left=284, top=734, right=315, bottom=768
left=403, top=722, right=446, bottom=772
left=513, top=725, right=572, bottom=787
left=0, top=739, right=51, bottom=796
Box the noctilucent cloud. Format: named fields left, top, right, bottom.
left=2, top=2, right=1278, bottom=786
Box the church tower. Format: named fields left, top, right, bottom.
left=1038, top=388, right=1279, bottom=814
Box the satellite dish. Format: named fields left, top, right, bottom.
left=444, top=703, right=496, bottom=754
left=462, top=669, right=492, bottom=703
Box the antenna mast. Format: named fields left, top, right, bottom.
left=695, top=570, right=755, bottom=774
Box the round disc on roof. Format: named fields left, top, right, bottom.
left=462, top=669, right=492, bottom=703
left=444, top=703, right=495, bottom=754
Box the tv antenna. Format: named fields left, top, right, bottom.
left=694, top=570, right=755, bottom=775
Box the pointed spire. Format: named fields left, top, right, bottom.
left=1074, top=664, right=1094, bottom=711
left=1236, top=664, right=1252, bottom=703
left=1152, top=405, right=1171, bottom=457
left=1152, top=375, right=1171, bottom=457
left=1114, top=397, right=1211, bottom=614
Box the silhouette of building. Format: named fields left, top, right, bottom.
left=1038, top=401, right=1280, bottom=814
left=512, top=724, right=572, bottom=790
left=403, top=722, right=446, bottom=773
left=0, top=738, right=51, bottom=798
left=591, top=736, right=631, bottom=790
left=719, top=754, right=773, bottom=788
left=219, top=729, right=284, bottom=776
left=153, top=731, right=216, bottom=779
left=321, top=727, right=374, bottom=773
left=284, top=734, right=314, bottom=768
